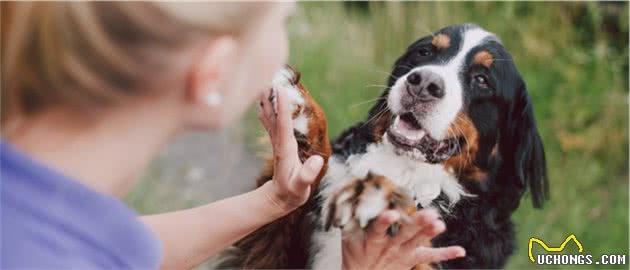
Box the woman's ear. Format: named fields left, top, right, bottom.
left=500, top=82, right=549, bottom=209
left=187, top=36, right=238, bottom=107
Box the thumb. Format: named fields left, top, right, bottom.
left=292, top=155, right=324, bottom=192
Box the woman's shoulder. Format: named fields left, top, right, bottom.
left=1, top=141, right=162, bottom=269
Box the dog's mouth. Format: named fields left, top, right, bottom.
left=386, top=112, right=463, bottom=163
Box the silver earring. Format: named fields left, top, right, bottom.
left=206, top=91, right=223, bottom=106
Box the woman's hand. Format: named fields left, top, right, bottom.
left=342, top=209, right=466, bottom=270
left=258, top=86, right=324, bottom=213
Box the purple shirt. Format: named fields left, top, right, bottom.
left=1, top=142, right=162, bottom=269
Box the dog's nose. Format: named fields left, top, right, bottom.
left=406, top=72, right=421, bottom=85
left=405, top=70, right=445, bottom=101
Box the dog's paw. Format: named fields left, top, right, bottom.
left=324, top=173, right=416, bottom=236
left=271, top=66, right=309, bottom=135
left=270, top=66, right=331, bottom=164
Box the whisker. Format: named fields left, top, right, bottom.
left=368, top=69, right=394, bottom=77
left=366, top=68, right=407, bottom=82
left=447, top=127, right=464, bottom=176
left=416, top=25, right=436, bottom=39
left=349, top=97, right=386, bottom=108
left=450, top=116, right=474, bottom=175
left=394, top=65, right=418, bottom=77
left=364, top=84, right=390, bottom=89
left=490, top=58, right=514, bottom=62
left=361, top=106, right=389, bottom=128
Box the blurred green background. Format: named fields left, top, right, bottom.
left=129, top=2, right=629, bottom=269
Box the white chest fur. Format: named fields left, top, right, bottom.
left=309, top=142, right=468, bottom=269
left=321, top=142, right=466, bottom=208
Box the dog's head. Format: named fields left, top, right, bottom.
left=369, top=23, right=548, bottom=208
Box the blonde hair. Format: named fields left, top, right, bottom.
left=1, top=2, right=269, bottom=125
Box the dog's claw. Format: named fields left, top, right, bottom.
left=387, top=222, right=401, bottom=237
left=325, top=173, right=415, bottom=235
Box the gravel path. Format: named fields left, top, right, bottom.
left=129, top=123, right=263, bottom=214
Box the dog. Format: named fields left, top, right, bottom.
left=218, top=23, right=549, bottom=270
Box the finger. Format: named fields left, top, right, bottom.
left=379, top=210, right=441, bottom=265
left=342, top=231, right=364, bottom=256
left=402, top=220, right=446, bottom=253
left=290, top=155, right=324, bottom=193
left=401, top=211, right=445, bottom=250
left=366, top=211, right=399, bottom=243
left=364, top=211, right=399, bottom=257
left=275, top=87, right=296, bottom=154
left=412, top=246, right=466, bottom=264
left=257, top=105, right=272, bottom=135
left=260, top=90, right=276, bottom=128
left=391, top=209, right=439, bottom=246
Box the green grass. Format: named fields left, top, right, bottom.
left=127, top=2, right=627, bottom=269
left=286, top=2, right=628, bottom=269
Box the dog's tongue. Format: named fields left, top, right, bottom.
left=394, top=116, right=426, bottom=141
left=390, top=115, right=461, bottom=163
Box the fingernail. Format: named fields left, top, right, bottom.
left=384, top=211, right=400, bottom=223
left=433, top=220, right=445, bottom=233
left=457, top=247, right=466, bottom=257
left=307, top=155, right=324, bottom=171
left=425, top=208, right=439, bottom=217
left=429, top=209, right=440, bottom=218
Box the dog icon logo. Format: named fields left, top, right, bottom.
left=528, top=234, right=584, bottom=263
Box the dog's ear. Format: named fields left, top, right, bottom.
left=501, top=81, right=549, bottom=209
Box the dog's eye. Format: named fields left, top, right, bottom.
left=474, top=75, right=489, bottom=88
left=417, top=47, right=432, bottom=57
left=410, top=47, right=433, bottom=65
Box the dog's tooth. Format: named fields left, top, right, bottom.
left=359, top=215, right=370, bottom=229
left=392, top=118, right=400, bottom=132
left=412, top=130, right=426, bottom=141
left=412, top=148, right=420, bottom=159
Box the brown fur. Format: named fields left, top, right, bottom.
left=371, top=111, right=394, bottom=141
left=325, top=173, right=415, bottom=230
left=432, top=34, right=450, bottom=50
left=325, top=173, right=434, bottom=270
left=368, top=108, right=487, bottom=182
left=368, top=110, right=487, bottom=182
left=443, top=113, right=487, bottom=181
left=473, top=50, right=494, bottom=68
left=217, top=67, right=332, bottom=269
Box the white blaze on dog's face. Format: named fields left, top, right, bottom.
left=389, top=28, right=493, bottom=139
left=384, top=24, right=499, bottom=163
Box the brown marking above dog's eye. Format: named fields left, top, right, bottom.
left=473, top=50, right=494, bottom=68
left=432, top=34, right=450, bottom=50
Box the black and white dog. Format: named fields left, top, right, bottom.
left=221, top=23, right=549, bottom=270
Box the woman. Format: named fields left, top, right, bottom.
left=1, top=2, right=465, bottom=269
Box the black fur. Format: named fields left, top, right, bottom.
left=221, top=23, right=549, bottom=270
left=326, top=23, right=548, bottom=268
